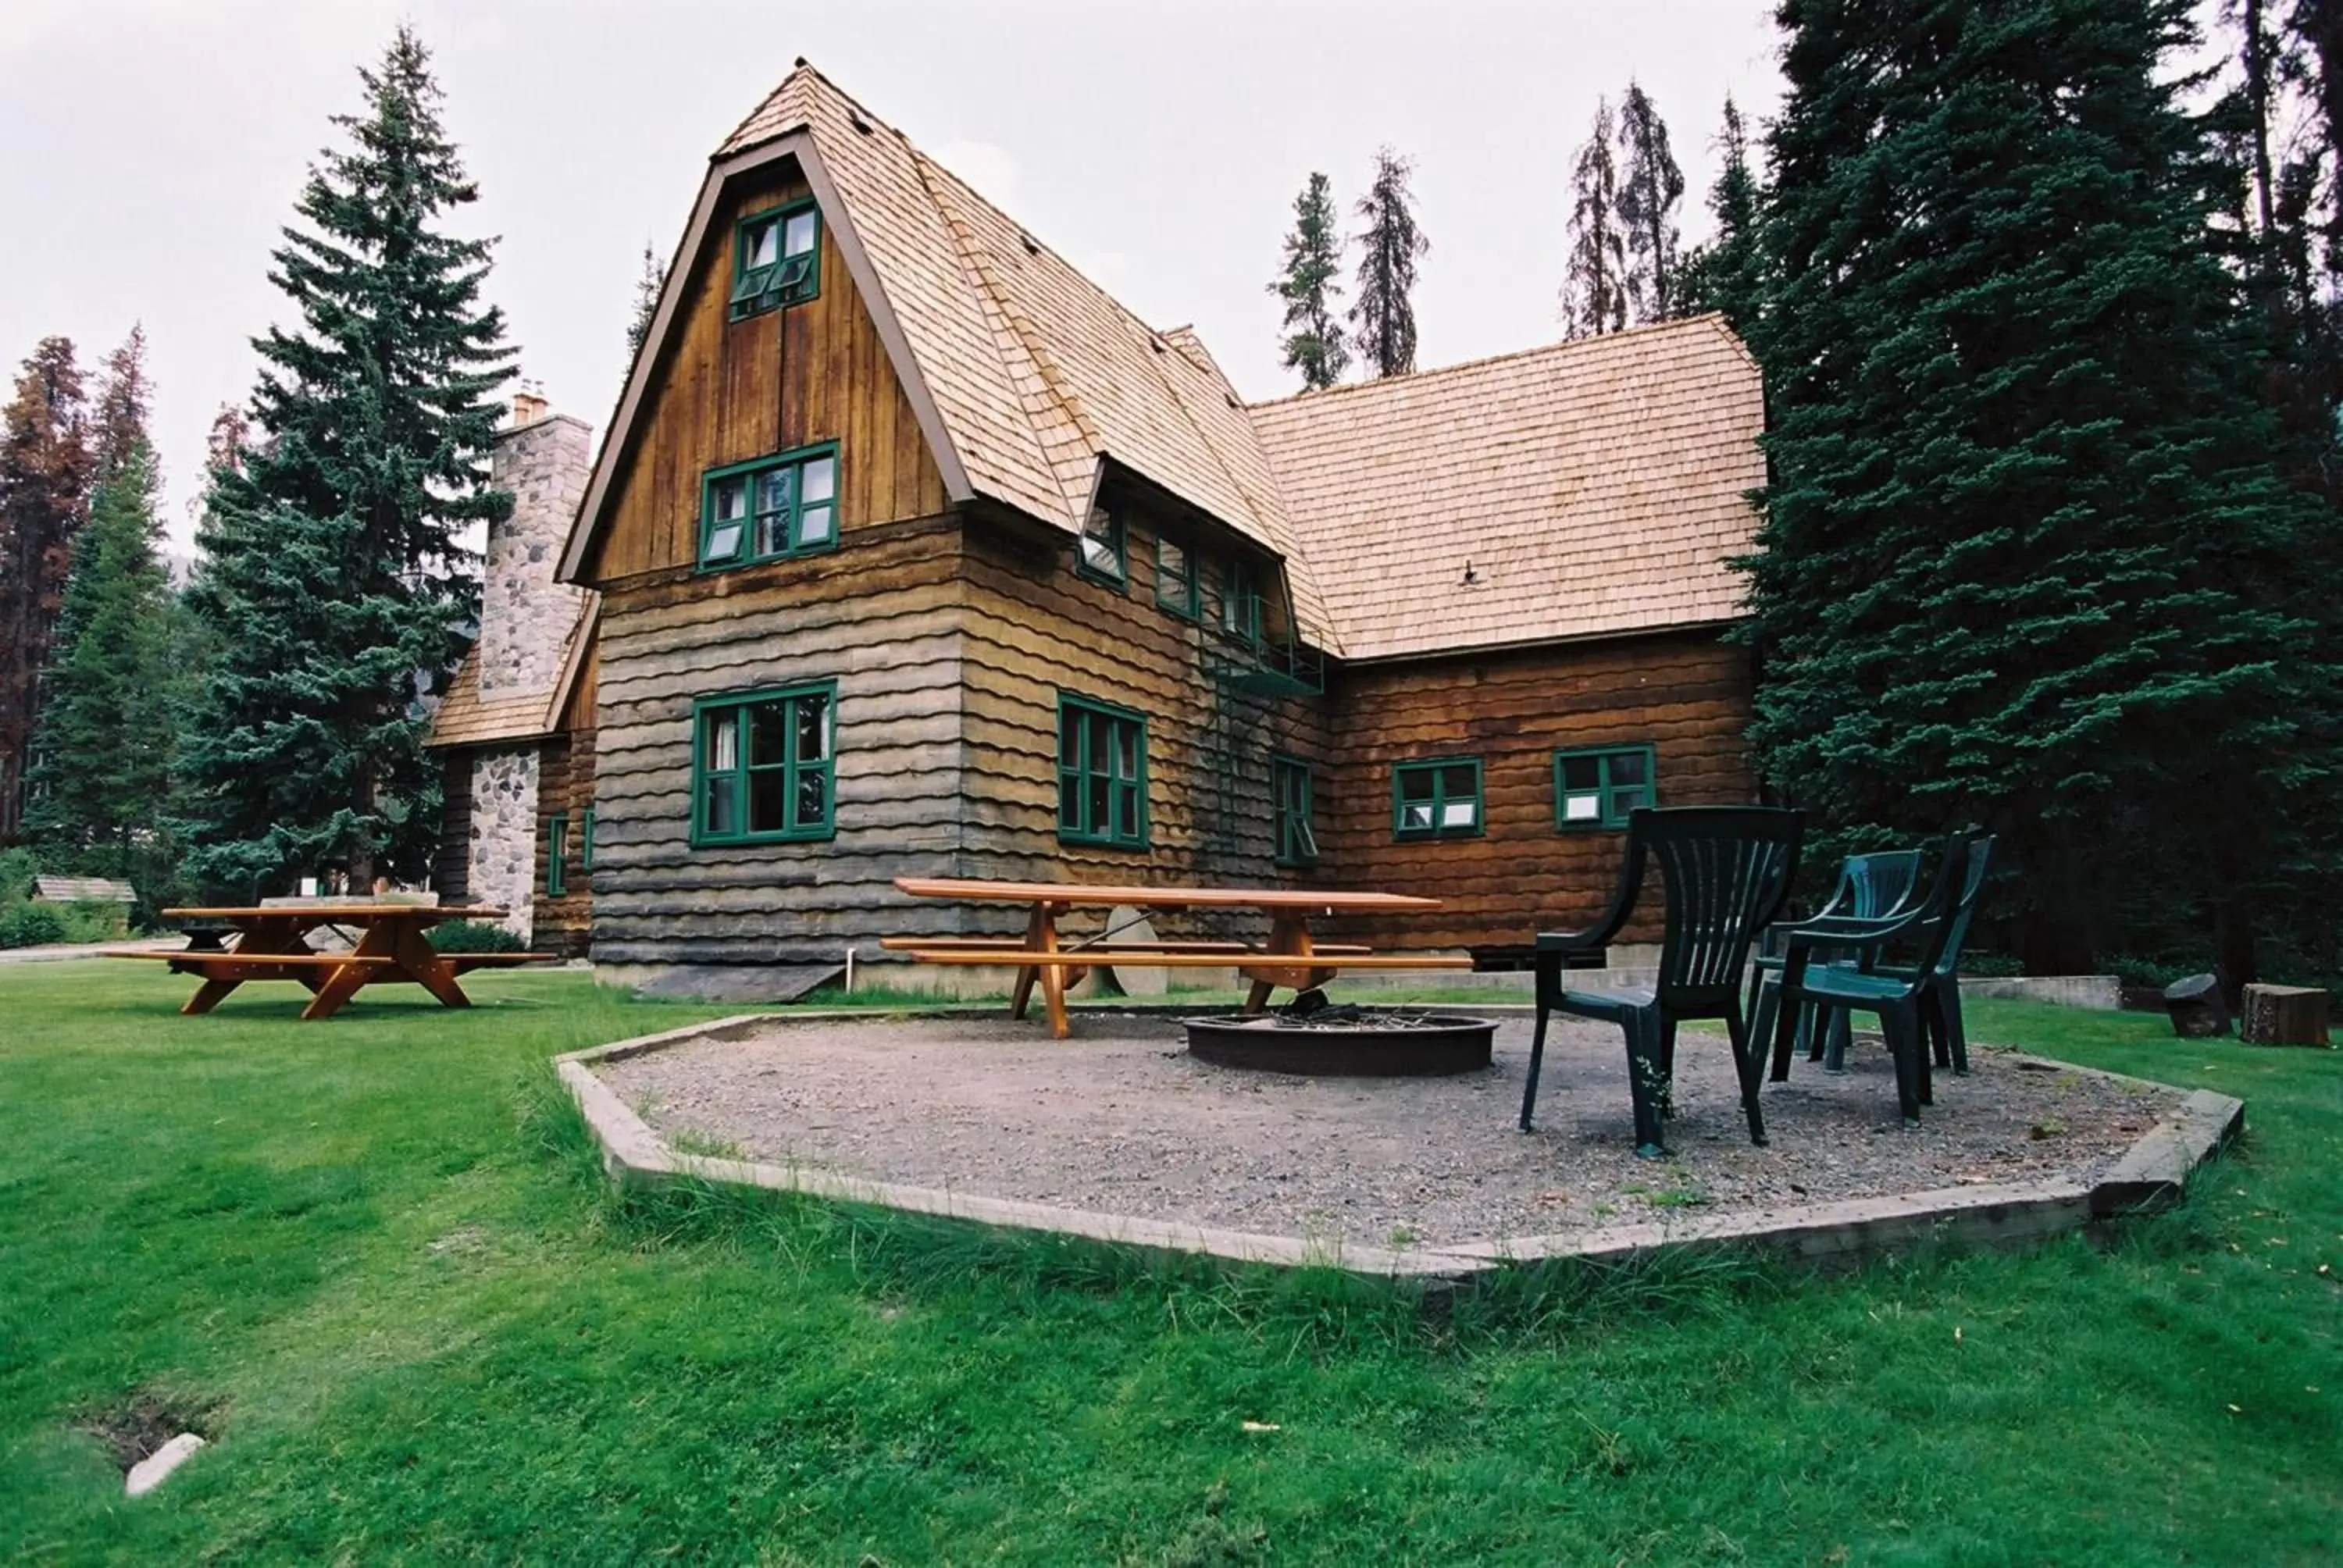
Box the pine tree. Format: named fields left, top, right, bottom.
left=626, top=241, right=665, bottom=362
left=1744, top=0, right=2341, bottom=979
left=1675, top=98, right=1764, bottom=330
left=0, top=337, right=94, bottom=840
left=1269, top=173, right=1351, bottom=390
left=1560, top=100, right=1628, bottom=338
left=23, top=433, right=176, bottom=877
left=181, top=26, right=513, bottom=896
left=89, top=325, right=151, bottom=483
left=1615, top=81, right=1687, bottom=323
left=1349, top=149, right=1429, bottom=378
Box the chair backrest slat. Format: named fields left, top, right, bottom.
left=1635, top=807, right=1806, bottom=1005
left=1842, top=850, right=1924, bottom=921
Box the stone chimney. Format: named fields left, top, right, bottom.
left=477, top=396, right=591, bottom=702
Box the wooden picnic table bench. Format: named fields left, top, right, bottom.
left=889, top=877, right=1473, bottom=1039
left=101, top=903, right=558, bottom=1021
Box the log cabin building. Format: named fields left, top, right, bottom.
left=432, top=62, right=1764, bottom=992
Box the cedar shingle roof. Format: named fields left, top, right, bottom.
left=1248, top=318, right=1763, bottom=661
left=426, top=596, right=599, bottom=750
left=585, top=64, right=1763, bottom=661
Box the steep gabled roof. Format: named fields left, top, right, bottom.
left=566, top=62, right=1761, bottom=662
left=1246, top=317, right=1763, bottom=661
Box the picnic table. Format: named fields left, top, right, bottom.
left=102, top=904, right=555, bottom=1020
left=887, top=877, right=1474, bottom=1039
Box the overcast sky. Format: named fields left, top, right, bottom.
left=1, top=0, right=1785, bottom=551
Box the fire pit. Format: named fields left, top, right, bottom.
left=1183, top=1004, right=1496, bottom=1077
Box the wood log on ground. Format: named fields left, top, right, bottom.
left=2238, top=983, right=2332, bottom=1048
left=2161, top=972, right=2231, bottom=1039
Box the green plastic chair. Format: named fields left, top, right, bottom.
left=1747, top=848, right=1925, bottom=1066
left=1518, top=806, right=1805, bottom=1159
left=1765, top=832, right=1984, bottom=1127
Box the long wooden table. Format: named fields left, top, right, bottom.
left=888, top=878, right=1474, bottom=1038
left=104, top=904, right=552, bottom=1020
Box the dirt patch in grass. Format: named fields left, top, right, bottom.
left=77, top=1391, right=216, bottom=1471
left=600, top=1013, right=2184, bottom=1249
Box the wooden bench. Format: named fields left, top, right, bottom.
left=889, top=878, right=1472, bottom=1038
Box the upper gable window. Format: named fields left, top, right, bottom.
left=730, top=198, right=821, bottom=320
left=1076, top=508, right=1126, bottom=586
left=1223, top=556, right=1264, bottom=647
left=699, top=445, right=840, bottom=570
left=1156, top=535, right=1199, bottom=620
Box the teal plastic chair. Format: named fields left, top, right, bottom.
left=1765, top=832, right=1983, bottom=1127
left=1518, top=806, right=1805, bottom=1159
left=1867, top=834, right=1995, bottom=1076
left=1747, top=848, right=1925, bottom=1066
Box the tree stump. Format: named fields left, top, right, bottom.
left=2162, top=973, right=2231, bottom=1039
left=2238, top=984, right=2331, bottom=1048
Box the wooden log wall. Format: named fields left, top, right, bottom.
left=1314, top=630, right=1757, bottom=952
left=590, top=518, right=972, bottom=967
left=582, top=159, right=949, bottom=587
left=958, top=489, right=1332, bottom=943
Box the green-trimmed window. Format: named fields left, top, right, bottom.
left=1057, top=694, right=1147, bottom=846
left=693, top=682, right=836, bottom=846
left=1273, top=755, right=1317, bottom=866
left=729, top=198, right=821, bottom=319
left=1223, top=556, right=1263, bottom=646
left=580, top=807, right=596, bottom=871
left=1076, top=508, right=1126, bottom=586
left=1554, top=744, right=1656, bottom=830
left=698, top=445, right=839, bottom=569
left=546, top=813, right=569, bottom=896
left=1155, top=534, right=1198, bottom=619
left=1393, top=757, right=1483, bottom=840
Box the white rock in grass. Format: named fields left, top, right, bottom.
left=125, top=1433, right=205, bottom=1497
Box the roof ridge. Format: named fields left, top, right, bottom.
left=1244, top=313, right=1736, bottom=412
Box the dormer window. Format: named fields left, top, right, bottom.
left=730, top=199, right=821, bottom=320
left=699, top=445, right=840, bottom=569
left=1076, top=508, right=1126, bottom=586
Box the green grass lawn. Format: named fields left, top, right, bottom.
left=2, top=964, right=2336, bottom=1564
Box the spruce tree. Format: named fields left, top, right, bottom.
left=0, top=337, right=94, bottom=840
left=23, top=435, right=175, bottom=877
left=181, top=26, right=512, bottom=895
left=1560, top=100, right=1628, bottom=338
left=626, top=241, right=665, bottom=362
left=1269, top=173, right=1351, bottom=390
left=1349, top=148, right=1429, bottom=378
left=1675, top=98, right=1764, bottom=330
left=1745, top=0, right=2340, bottom=978
left=1615, top=81, right=1687, bottom=323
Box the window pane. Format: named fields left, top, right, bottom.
left=747, top=219, right=779, bottom=269
left=1293, top=818, right=1319, bottom=861
left=706, top=711, right=739, bottom=772
left=754, top=509, right=788, bottom=558
left=1399, top=769, right=1435, bottom=804
left=705, top=774, right=738, bottom=836
left=748, top=700, right=791, bottom=767
left=1442, top=799, right=1479, bottom=829
left=1564, top=793, right=1601, bottom=822
left=1058, top=768, right=1082, bottom=829
left=1560, top=756, right=1600, bottom=791
left=1607, top=788, right=1645, bottom=821
left=776, top=255, right=812, bottom=292
left=1059, top=707, right=1081, bottom=766
left=1079, top=535, right=1120, bottom=576
left=1439, top=764, right=1477, bottom=799
left=783, top=209, right=818, bottom=256
left=758, top=468, right=794, bottom=515
left=796, top=503, right=834, bottom=547
left=1160, top=539, right=1189, bottom=590
left=801, top=454, right=836, bottom=504
left=1112, top=721, right=1138, bottom=779
left=795, top=768, right=827, bottom=829
left=1114, top=782, right=1139, bottom=841
left=1089, top=715, right=1110, bottom=773
left=1087, top=775, right=1110, bottom=834
left=1402, top=802, right=1434, bottom=832
left=796, top=693, right=829, bottom=761
left=748, top=767, right=790, bottom=832
left=703, top=521, right=743, bottom=562
left=1607, top=750, right=1647, bottom=786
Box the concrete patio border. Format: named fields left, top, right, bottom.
left=555, top=1010, right=2245, bottom=1282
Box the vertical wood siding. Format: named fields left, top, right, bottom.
left=583, top=160, right=950, bottom=585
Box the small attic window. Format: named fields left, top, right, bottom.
left=1075, top=508, right=1127, bottom=587
left=730, top=198, right=821, bottom=320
